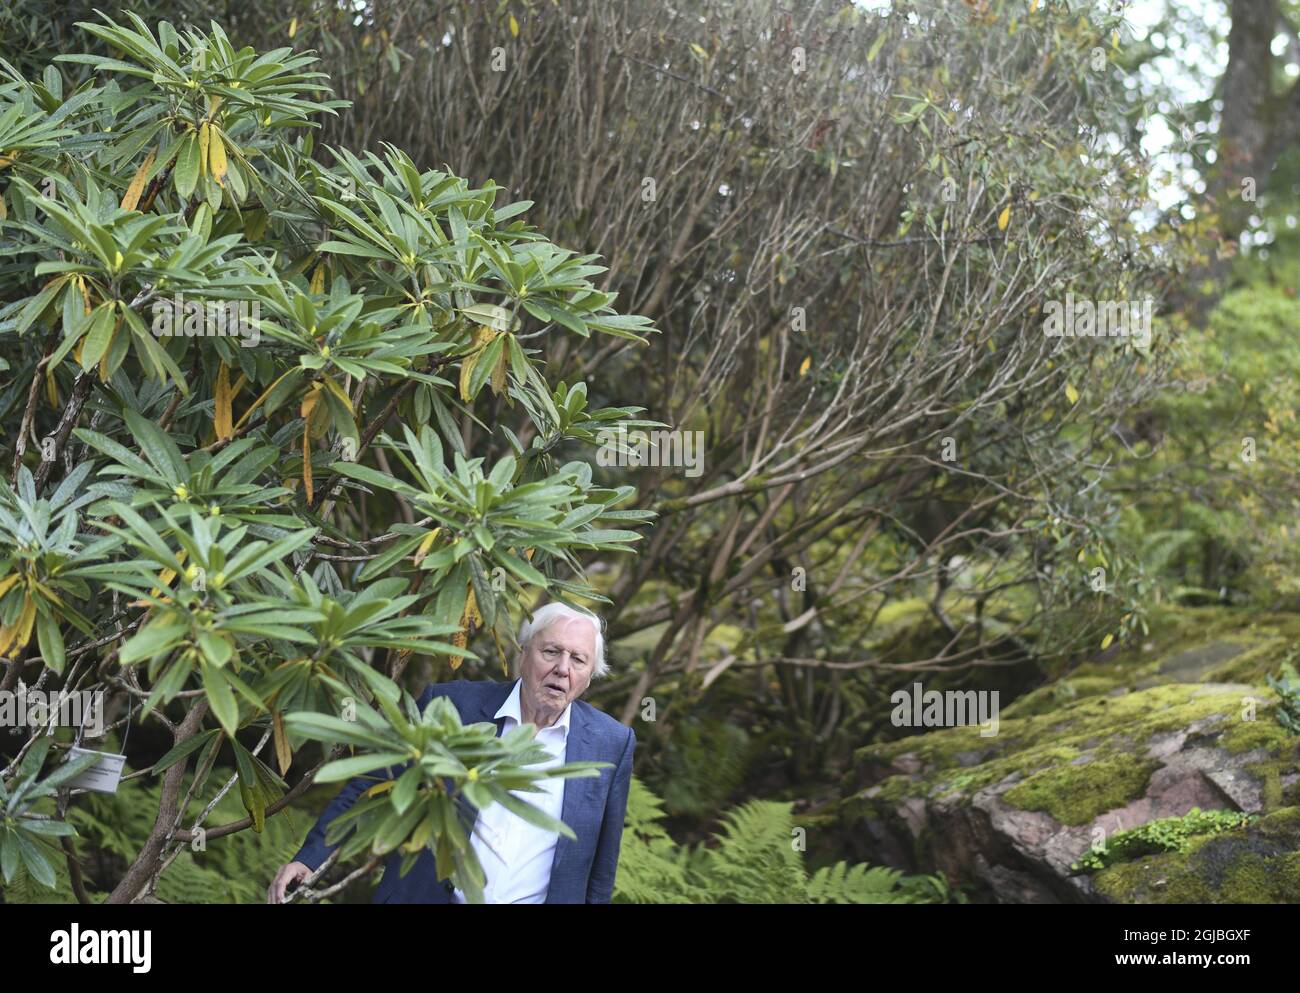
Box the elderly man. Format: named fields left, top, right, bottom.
left=268, top=603, right=635, bottom=904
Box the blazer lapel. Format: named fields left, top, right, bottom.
left=473, top=680, right=518, bottom=727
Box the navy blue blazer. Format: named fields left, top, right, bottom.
left=293, top=679, right=636, bottom=903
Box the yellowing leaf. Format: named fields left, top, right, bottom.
left=288, top=16, right=298, bottom=38
left=449, top=583, right=478, bottom=670
left=997, top=205, right=1011, bottom=231
left=1064, top=382, right=1079, bottom=405
left=459, top=325, right=498, bottom=403
left=412, top=528, right=443, bottom=567
left=273, top=710, right=292, bottom=775
left=120, top=149, right=156, bottom=211
left=208, top=129, right=228, bottom=188
left=309, top=262, right=326, bottom=295
left=1101, top=633, right=1114, bottom=650
left=449, top=628, right=467, bottom=670
left=320, top=374, right=355, bottom=415
left=0, top=594, right=36, bottom=658
left=214, top=362, right=234, bottom=440
left=300, top=385, right=321, bottom=416
left=509, top=13, right=519, bottom=37
left=798, top=355, right=812, bottom=377
left=490, top=343, right=508, bottom=396
left=301, top=388, right=319, bottom=503
left=302, top=425, right=313, bottom=504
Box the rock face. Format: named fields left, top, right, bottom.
left=837, top=608, right=1300, bottom=903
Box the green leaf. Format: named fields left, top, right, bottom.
left=35, top=611, right=65, bottom=674
left=118, top=618, right=185, bottom=665
left=15, top=279, right=63, bottom=336
left=15, top=832, right=56, bottom=888
left=314, top=752, right=410, bottom=783
left=202, top=662, right=240, bottom=736
left=78, top=303, right=115, bottom=371
left=123, top=409, right=187, bottom=483
left=153, top=728, right=222, bottom=775
left=175, top=133, right=200, bottom=200
left=492, top=789, right=577, bottom=840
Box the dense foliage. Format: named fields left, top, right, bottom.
left=0, top=11, right=658, bottom=902
left=6, top=0, right=1292, bottom=905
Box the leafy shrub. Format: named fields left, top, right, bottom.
left=0, top=11, right=655, bottom=901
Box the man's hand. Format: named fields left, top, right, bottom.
left=268, top=861, right=313, bottom=904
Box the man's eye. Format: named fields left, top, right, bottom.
left=543, top=647, right=559, bottom=656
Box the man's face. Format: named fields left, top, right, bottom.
left=519, top=617, right=597, bottom=720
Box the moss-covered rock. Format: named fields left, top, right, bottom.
left=1092, top=807, right=1300, bottom=903
left=834, top=605, right=1300, bottom=903
left=1003, top=754, right=1161, bottom=826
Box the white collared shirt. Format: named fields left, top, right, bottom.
left=451, top=679, right=570, bottom=904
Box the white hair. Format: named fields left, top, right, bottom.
left=517, top=603, right=608, bottom=680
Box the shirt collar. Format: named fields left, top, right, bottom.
left=495, top=678, right=572, bottom=736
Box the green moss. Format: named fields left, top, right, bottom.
left=1092, top=806, right=1300, bottom=903
left=1261, top=763, right=1283, bottom=809
left=871, top=774, right=920, bottom=805
left=1219, top=716, right=1290, bottom=755
left=1003, top=754, right=1159, bottom=826
left=854, top=682, right=1251, bottom=812
left=1204, top=638, right=1294, bottom=684
left=933, top=745, right=1082, bottom=798
left=1216, top=854, right=1273, bottom=902
left=1072, top=807, right=1255, bottom=872
left=1256, top=805, right=1300, bottom=837
left=1001, top=677, right=1121, bottom=719
left=1087, top=607, right=1300, bottom=693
